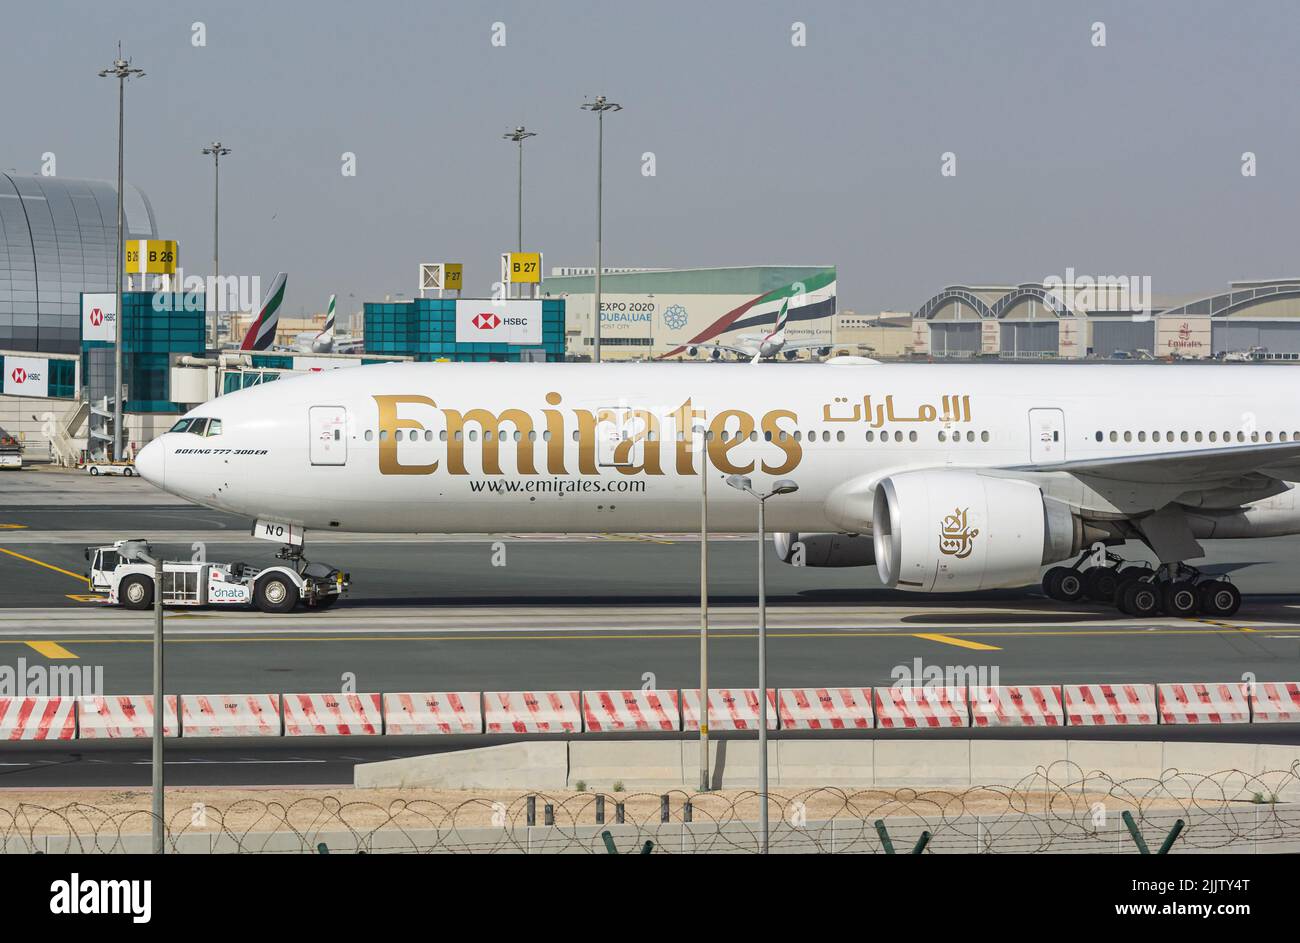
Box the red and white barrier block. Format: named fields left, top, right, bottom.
left=874, top=687, right=968, bottom=728
left=582, top=690, right=680, bottom=732
left=1063, top=684, right=1157, bottom=726
left=970, top=686, right=1064, bottom=727
left=0, top=697, right=75, bottom=740
left=181, top=694, right=281, bottom=737
left=77, top=695, right=178, bottom=739
left=484, top=691, right=582, bottom=734
left=681, top=689, right=777, bottom=731
left=1250, top=682, right=1300, bottom=723
left=383, top=692, right=482, bottom=735
left=1157, top=682, right=1250, bottom=725
left=282, top=693, right=382, bottom=736
left=778, top=688, right=874, bottom=730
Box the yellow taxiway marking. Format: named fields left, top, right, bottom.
left=0, top=547, right=88, bottom=585
left=0, top=524, right=28, bottom=529
left=911, top=632, right=1002, bottom=651
left=1194, top=618, right=1256, bottom=632
left=66, top=593, right=107, bottom=603
left=24, top=640, right=78, bottom=659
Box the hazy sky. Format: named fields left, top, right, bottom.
left=5, top=0, right=1298, bottom=319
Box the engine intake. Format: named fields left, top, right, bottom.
left=872, top=470, right=1080, bottom=592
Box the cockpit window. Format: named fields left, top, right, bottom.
left=205, top=419, right=222, bottom=437
left=189, top=418, right=210, bottom=437
left=168, top=419, right=193, bottom=434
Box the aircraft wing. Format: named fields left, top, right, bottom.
left=1001, top=440, right=1300, bottom=485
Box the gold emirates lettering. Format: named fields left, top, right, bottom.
left=372, top=393, right=803, bottom=476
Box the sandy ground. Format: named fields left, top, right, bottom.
left=0, top=783, right=1223, bottom=835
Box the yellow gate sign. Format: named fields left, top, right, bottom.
left=124, top=239, right=178, bottom=275
left=419, top=262, right=463, bottom=292
left=503, top=252, right=542, bottom=284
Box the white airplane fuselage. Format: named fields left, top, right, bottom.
left=136, top=362, right=1300, bottom=541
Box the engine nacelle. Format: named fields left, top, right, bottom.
left=873, top=470, right=1080, bottom=592
left=774, top=532, right=875, bottom=567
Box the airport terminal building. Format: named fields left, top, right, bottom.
left=542, top=265, right=837, bottom=360
left=0, top=174, right=157, bottom=355
left=912, top=279, right=1300, bottom=360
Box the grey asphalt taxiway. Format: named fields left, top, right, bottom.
left=2, top=468, right=1300, bottom=786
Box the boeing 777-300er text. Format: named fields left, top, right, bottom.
left=134, top=360, right=1300, bottom=617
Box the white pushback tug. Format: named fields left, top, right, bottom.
left=85, top=539, right=349, bottom=612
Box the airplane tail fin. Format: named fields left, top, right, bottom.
left=240, top=272, right=288, bottom=351
left=764, top=298, right=790, bottom=345
left=312, top=293, right=336, bottom=353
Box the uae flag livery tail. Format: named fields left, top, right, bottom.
left=240, top=272, right=288, bottom=351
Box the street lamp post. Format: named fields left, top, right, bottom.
left=117, top=540, right=165, bottom=853
left=502, top=127, right=536, bottom=256
left=580, top=96, right=621, bottom=363
left=201, top=142, right=231, bottom=350
left=725, top=475, right=800, bottom=854
left=696, top=425, right=711, bottom=791
left=98, top=45, right=144, bottom=462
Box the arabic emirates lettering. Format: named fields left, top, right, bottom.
left=939, top=507, right=979, bottom=559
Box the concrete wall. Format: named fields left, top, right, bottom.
left=354, top=738, right=1300, bottom=795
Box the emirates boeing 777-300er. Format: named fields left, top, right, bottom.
left=134, top=359, right=1300, bottom=617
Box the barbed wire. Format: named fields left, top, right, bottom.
left=3, top=762, right=1299, bottom=853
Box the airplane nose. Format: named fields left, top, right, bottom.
left=135, top=438, right=165, bottom=488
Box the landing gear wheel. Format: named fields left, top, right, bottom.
left=1055, top=569, right=1085, bottom=602
left=1197, top=581, right=1241, bottom=618
left=1120, top=581, right=1160, bottom=617
left=119, top=574, right=153, bottom=610
left=254, top=574, right=299, bottom=613
left=1043, top=566, right=1084, bottom=601
left=1084, top=567, right=1120, bottom=602
left=1160, top=580, right=1199, bottom=618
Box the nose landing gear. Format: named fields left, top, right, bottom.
left=1043, top=554, right=1240, bottom=618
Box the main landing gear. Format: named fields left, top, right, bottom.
left=1042, top=553, right=1241, bottom=618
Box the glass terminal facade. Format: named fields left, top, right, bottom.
left=364, top=298, right=565, bottom=362
left=81, top=291, right=205, bottom=413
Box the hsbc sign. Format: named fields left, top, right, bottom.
left=455, top=300, right=542, bottom=345
left=82, top=292, right=118, bottom=342
left=3, top=355, right=49, bottom=397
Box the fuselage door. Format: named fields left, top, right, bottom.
left=310, top=406, right=348, bottom=466
left=1028, top=408, right=1065, bottom=464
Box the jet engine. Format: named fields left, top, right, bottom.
left=872, top=470, right=1083, bottom=592
left=774, top=532, right=875, bottom=567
